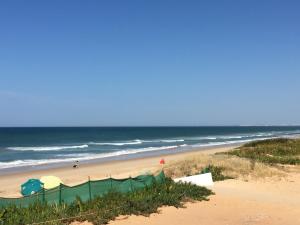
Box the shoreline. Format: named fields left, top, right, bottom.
left=0, top=143, right=241, bottom=175
left=1, top=129, right=300, bottom=174
left=0, top=145, right=235, bottom=197
left=1, top=135, right=300, bottom=197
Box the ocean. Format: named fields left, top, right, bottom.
left=0, top=126, right=300, bottom=171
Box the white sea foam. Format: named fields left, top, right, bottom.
left=89, top=139, right=143, bottom=146
left=136, top=145, right=178, bottom=152
left=191, top=137, right=270, bottom=148
left=160, top=139, right=185, bottom=143
left=190, top=136, right=217, bottom=140
left=194, top=131, right=300, bottom=147
left=0, top=145, right=179, bottom=169
left=219, top=136, right=243, bottom=139
left=204, top=137, right=218, bottom=140
left=7, top=144, right=89, bottom=151
left=0, top=158, right=82, bottom=169
left=188, top=132, right=278, bottom=141
left=89, top=139, right=184, bottom=145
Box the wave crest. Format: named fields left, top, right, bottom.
left=89, top=139, right=142, bottom=146
left=7, top=144, right=89, bottom=151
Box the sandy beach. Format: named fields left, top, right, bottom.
left=0, top=145, right=232, bottom=197
left=1, top=145, right=300, bottom=225
left=108, top=170, right=300, bottom=225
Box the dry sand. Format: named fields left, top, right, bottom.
left=109, top=172, right=300, bottom=225
left=1, top=145, right=300, bottom=225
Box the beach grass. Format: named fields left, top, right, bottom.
left=226, top=138, right=300, bottom=165
left=0, top=178, right=213, bottom=225
left=163, top=153, right=285, bottom=181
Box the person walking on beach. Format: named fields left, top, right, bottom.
left=73, top=160, right=79, bottom=169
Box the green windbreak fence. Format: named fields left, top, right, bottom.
left=0, top=171, right=165, bottom=208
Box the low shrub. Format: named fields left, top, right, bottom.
left=202, top=165, right=233, bottom=181
left=227, top=138, right=300, bottom=165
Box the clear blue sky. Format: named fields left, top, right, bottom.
left=0, top=0, right=299, bottom=126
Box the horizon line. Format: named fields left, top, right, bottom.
left=1, top=125, right=300, bottom=128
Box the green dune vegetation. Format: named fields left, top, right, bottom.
left=164, top=138, right=300, bottom=181
left=227, top=138, right=300, bottom=165
left=0, top=178, right=213, bottom=225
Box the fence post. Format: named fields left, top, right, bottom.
left=59, top=183, right=62, bottom=205
left=129, top=176, right=133, bottom=192
left=110, top=175, right=113, bottom=190
left=161, top=170, right=166, bottom=183
left=88, top=176, right=92, bottom=201
left=42, top=188, right=45, bottom=203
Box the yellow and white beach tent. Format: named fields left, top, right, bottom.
left=40, top=176, right=63, bottom=189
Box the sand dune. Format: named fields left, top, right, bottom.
left=110, top=173, right=300, bottom=225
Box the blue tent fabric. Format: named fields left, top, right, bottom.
left=21, top=179, right=43, bottom=196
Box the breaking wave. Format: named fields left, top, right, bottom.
left=7, top=145, right=89, bottom=151
left=89, top=140, right=143, bottom=146
left=0, top=145, right=179, bottom=169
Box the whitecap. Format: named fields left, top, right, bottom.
left=7, top=144, right=89, bottom=151
left=89, top=139, right=142, bottom=146
left=160, top=139, right=185, bottom=143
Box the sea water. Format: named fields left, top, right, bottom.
left=0, top=126, right=300, bottom=171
